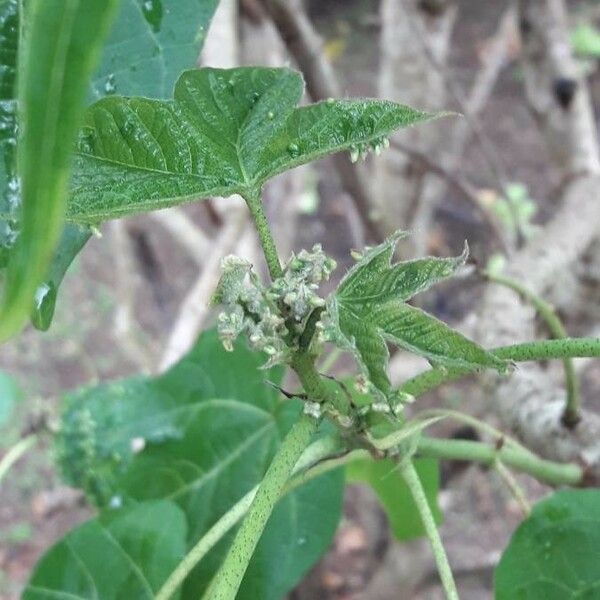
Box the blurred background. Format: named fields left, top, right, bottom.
left=3, top=0, right=600, bottom=597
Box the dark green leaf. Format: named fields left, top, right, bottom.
left=0, top=370, right=20, bottom=427
left=91, top=0, right=219, bottom=100
left=68, top=67, right=434, bottom=221
left=24, top=500, right=188, bottom=600
left=328, top=232, right=505, bottom=399
left=0, top=0, right=119, bottom=341
left=56, top=329, right=344, bottom=599
left=495, top=489, right=600, bottom=599
left=347, top=457, right=441, bottom=540
left=0, top=0, right=19, bottom=270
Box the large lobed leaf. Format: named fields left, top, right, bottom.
left=495, top=489, right=600, bottom=599
left=327, top=232, right=506, bottom=400
left=68, top=67, right=434, bottom=221
left=51, top=329, right=343, bottom=600
left=23, top=501, right=188, bottom=600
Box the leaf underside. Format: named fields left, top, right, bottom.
left=328, top=231, right=506, bottom=399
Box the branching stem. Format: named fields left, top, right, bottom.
left=205, top=414, right=318, bottom=600
left=486, top=271, right=579, bottom=427
left=400, top=337, right=600, bottom=398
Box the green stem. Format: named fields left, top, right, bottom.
left=243, top=191, right=283, bottom=279
left=157, top=435, right=344, bottom=600
left=416, top=436, right=583, bottom=486
left=399, top=460, right=459, bottom=600
left=400, top=337, right=600, bottom=399
left=0, top=435, right=37, bottom=487
left=205, top=413, right=318, bottom=600
left=487, top=272, right=579, bottom=427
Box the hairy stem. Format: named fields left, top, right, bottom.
left=205, top=413, right=318, bottom=600
left=486, top=271, right=579, bottom=427
left=157, top=435, right=344, bottom=600
left=399, top=460, right=459, bottom=600
left=417, top=436, right=583, bottom=486
left=400, top=337, right=600, bottom=398
left=243, top=191, right=283, bottom=279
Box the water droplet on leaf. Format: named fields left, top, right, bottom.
left=104, top=73, right=116, bottom=95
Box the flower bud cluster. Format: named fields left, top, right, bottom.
left=214, top=245, right=336, bottom=366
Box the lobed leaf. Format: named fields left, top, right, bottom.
left=495, top=489, right=600, bottom=599
left=68, top=67, right=434, bottom=221
left=24, top=501, right=188, bottom=600
left=328, top=232, right=505, bottom=399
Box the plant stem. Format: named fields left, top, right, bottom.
left=243, top=191, right=283, bottom=279
left=494, top=459, right=531, bottom=516
left=205, top=413, right=318, bottom=600
left=416, top=436, right=583, bottom=486
left=486, top=272, right=579, bottom=427
left=157, top=435, right=344, bottom=600
left=0, top=435, right=37, bottom=487
left=399, top=460, right=459, bottom=600
left=400, top=337, right=600, bottom=399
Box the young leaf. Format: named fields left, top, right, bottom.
left=495, top=489, right=600, bottom=599
left=347, top=458, right=441, bottom=541
left=327, top=232, right=505, bottom=399
left=56, top=329, right=344, bottom=600
left=24, top=501, right=188, bottom=600
left=0, top=0, right=119, bottom=341
left=68, top=67, right=434, bottom=221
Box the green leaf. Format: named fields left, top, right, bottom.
left=91, top=0, right=219, bottom=100
left=68, top=67, right=434, bottom=222
left=327, top=232, right=505, bottom=399
left=347, top=457, right=441, bottom=541
left=495, top=489, right=600, bottom=599
left=0, top=0, right=220, bottom=334
left=0, top=370, right=20, bottom=428
left=0, top=0, right=119, bottom=341
left=24, top=500, right=188, bottom=600
left=30, top=223, right=92, bottom=331
left=56, top=329, right=344, bottom=599
left=0, top=0, right=20, bottom=270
